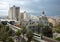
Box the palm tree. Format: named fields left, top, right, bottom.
left=5, top=26, right=9, bottom=32
left=0, top=25, right=12, bottom=42
left=38, top=24, right=40, bottom=34
left=38, top=24, right=44, bottom=34
left=21, top=26, right=27, bottom=39
left=26, top=30, right=33, bottom=42
left=6, top=37, right=14, bottom=42
left=16, top=29, right=21, bottom=42
left=42, top=26, right=53, bottom=38
left=38, top=23, right=44, bottom=39
left=1, top=21, right=7, bottom=32
left=8, top=28, right=13, bottom=36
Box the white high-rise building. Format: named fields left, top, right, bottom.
left=8, top=5, right=20, bottom=21
left=20, top=11, right=29, bottom=21
left=24, top=11, right=28, bottom=20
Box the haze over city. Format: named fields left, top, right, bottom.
left=0, top=0, right=60, bottom=16
left=0, top=0, right=60, bottom=42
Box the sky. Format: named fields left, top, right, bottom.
left=0, top=0, right=60, bottom=16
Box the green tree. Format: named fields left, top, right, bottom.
left=0, top=25, right=1, bottom=27
left=8, top=28, right=13, bottom=36
left=26, top=30, right=33, bottom=42
left=0, top=24, right=2, bottom=31
left=38, top=24, right=44, bottom=34
left=0, top=32, right=9, bottom=42
left=16, top=29, right=21, bottom=42
left=42, top=26, right=53, bottom=38
left=54, top=25, right=60, bottom=33
left=55, top=37, right=60, bottom=41
left=0, top=25, right=13, bottom=42
left=16, top=29, right=21, bottom=36
left=6, top=37, right=14, bottom=42
left=38, top=23, right=44, bottom=39
left=21, top=26, right=27, bottom=38
left=5, top=26, right=9, bottom=32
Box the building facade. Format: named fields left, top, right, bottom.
left=48, top=18, right=57, bottom=26
left=8, top=5, right=20, bottom=21
left=20, top=11, right=29, bottom=21
left=27, top=10, right=50, bottom=33
left=39, top=10, right=49, bottom=26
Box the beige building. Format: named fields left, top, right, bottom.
left=57, top=16, right=60, bottom=25
left=20, top=11, right=29, bottom=21
left=48, top=17, right=57, bottom=26
left=8, top=5, right=20, bottom=21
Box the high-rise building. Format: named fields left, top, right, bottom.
left=8, top=5, right=20, bottom=21
left=24, top=11, right=28, bottom=20
left=20, top=12, right=24, bottom=20
left=20, top=11, right=29, bottom=21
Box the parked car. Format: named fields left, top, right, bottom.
left=9, top=21, right=15, bottom=25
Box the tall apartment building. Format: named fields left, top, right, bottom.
left=8, top=5, right=20, bottom=21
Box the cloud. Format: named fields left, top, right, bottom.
left=0, top=0, right=60, bottom=16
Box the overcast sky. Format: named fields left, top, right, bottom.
left=0, top=0, right=60, bottom=16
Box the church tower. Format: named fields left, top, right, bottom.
left=41, top=10, right=49, bottom=26
left=41, top=9, right=46, bottom=16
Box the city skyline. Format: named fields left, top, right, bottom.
left=0, top=0, right=60, bottom=16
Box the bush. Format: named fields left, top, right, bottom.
left=55, top=37, right=60, bottom=41
left=42, top=26, right=53, bottom=38
left=55, top=29, right=60, bottom=33
left=6, top=37, right=14, bottom=42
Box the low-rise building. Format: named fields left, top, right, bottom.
left=48, top=17, right=58, bottom=26
left=26, top=19, right=38, bottom=33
